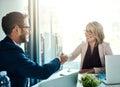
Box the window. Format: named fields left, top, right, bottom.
left=34, top=0, right=120, bottom=70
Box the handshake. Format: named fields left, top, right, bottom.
left=59, top=53, right=68, bottom=64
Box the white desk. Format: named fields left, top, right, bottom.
left=76, top=74, right=120, bottom=87
left=32, top=69, right=78, bottom=87
left=32, top=70, right=120, bottom=87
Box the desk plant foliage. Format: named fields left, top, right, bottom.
left=79, top=73, right=101, bottom=87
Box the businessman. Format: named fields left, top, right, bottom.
left=0, top=12, right=66, bottom=87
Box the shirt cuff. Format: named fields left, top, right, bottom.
left=57, top=57, right=61, bottom=63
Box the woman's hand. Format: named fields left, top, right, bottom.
left=60, top=53, right=68, bottom=64
left=79, top=68, right=95, bottom=74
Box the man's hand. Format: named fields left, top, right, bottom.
left=60, top=53, right=68, bottom=64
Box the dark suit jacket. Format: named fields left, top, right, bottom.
left=0, top=36, right=60, bottom=87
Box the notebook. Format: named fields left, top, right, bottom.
left=32, top=72, right=78, bottom=87
left=101, top=55, right=120, bottom=85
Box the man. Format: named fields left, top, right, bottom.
left=0, top=12, right=66, bottom=87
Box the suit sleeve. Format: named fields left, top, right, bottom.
left=16, top=53, right=61, bottom=80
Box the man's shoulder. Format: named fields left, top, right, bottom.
left=0, top=37, right=23, bottom=53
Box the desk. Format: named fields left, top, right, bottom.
left=32, top=71, right=120, bottom=87
left=76, top=74, right=120, bottom=87
left=32, top=69, right=78, bottom=87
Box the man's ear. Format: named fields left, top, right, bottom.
left=12, top=25, right=20, bottom=34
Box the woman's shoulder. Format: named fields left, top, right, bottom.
left=100, top=42, right=111, bottom=47
left=102, top=42, right=110, bottom=45
left=79, top=41, right=87, bottom=46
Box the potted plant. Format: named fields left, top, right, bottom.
left=78, top=73, right=101, bottom=87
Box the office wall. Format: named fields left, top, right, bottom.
left=0, top=0, right=28, bottom=40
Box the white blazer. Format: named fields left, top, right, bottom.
left=68, top=41, right=113, bottom=73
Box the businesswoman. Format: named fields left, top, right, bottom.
left=60, top=21, right=113, bottom=74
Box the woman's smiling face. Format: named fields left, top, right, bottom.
left=85, top=25, right=96, bottom=43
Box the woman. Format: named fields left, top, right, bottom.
left=60, top=21, right=113, bottom=74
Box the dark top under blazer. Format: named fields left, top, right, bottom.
left=0, top=36, right=60, bottom=87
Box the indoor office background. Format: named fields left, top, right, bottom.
left=0, top=0, right=120, bottom=86
left=30, top=0, right=120, bottom=69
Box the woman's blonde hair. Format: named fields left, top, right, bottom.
left=86, top=21, right=105, bottom=44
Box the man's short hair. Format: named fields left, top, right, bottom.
left=2, top=12, right=25, bottom=35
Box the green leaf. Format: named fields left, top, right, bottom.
left=78, top=73, right=101, bottom=87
